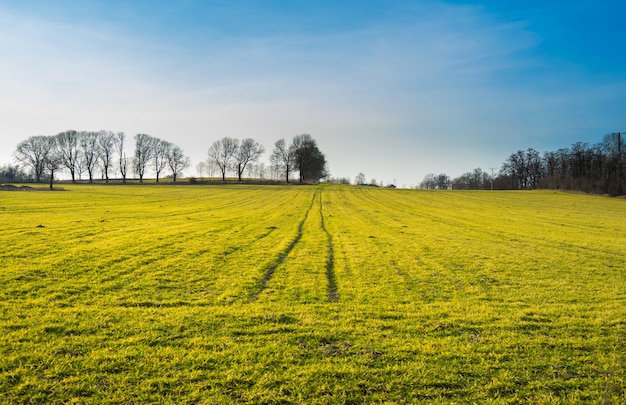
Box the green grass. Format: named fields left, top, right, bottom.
left=0, top=184, right=624, bottom=403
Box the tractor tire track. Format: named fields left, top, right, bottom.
left=319, top=190, right=339, bottom=302
left=249, top=189, right=319, bottom=301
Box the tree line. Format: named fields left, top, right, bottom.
left=11, top=131, right=190, bottom=188
left=8, top=131, right=328, bottom=188
left=202, top=134, right=327, bottom=183
left=419, top=132, right=625, bottom=196
left=499, top=132, right=624, bottom=195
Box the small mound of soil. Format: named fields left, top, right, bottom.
left=0, top=185, right=63, bottom=191
left=0, top=185, right=34, bottom=191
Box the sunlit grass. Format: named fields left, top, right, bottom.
left=0, top=184, right=624, bottom=403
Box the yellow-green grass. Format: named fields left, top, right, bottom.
left=0, top=184, right=624, bottom=403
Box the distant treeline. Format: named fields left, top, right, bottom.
left=6, top=129, right=623, bottom=195
left=9, top=131, right=188, bottom=188
left=5, top=130, right=328, bottom=188
left=419, top=132, right=625, bottom=196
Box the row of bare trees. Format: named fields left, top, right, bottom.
left=269, top=134, right=327, bottom=183
left=418, top=132, right=625, bottom=195
left=419, top=173, right=452, bottom=190
left=203, top=134, right=327, bottom=183
left=13, top=131, right=190, bottom=188
left=12, top=131, right=328, bottom=186
left=498, top=133, right=625, bottom=195
left=206, top=137, right=265, bottom=181
left=132, top=133, right=190, bottom=183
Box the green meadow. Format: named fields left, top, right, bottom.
left=0, top=184, right=624, bottom=404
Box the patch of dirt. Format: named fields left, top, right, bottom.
left=0, top=185, right=34, bottom=191
left=0, top=185, right=64, bottom=191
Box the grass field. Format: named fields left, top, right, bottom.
left=0, top=184, right=625, bottom=403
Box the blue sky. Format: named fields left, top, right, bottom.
left=1, top=0, right=625, bottom=186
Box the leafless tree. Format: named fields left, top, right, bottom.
left=267, top=163, right=277, bottom=180
left=196, top=161, right=206, bottom=177
left=271, top=138, right=294, bottom=183
left=208, top=137, right=238, bottom=181
left=500, top=148, right=543, bottom=189
left=355, top=172, right=366, bottom=185
left=79, top=131, right=101, bottom=183
left=452, top=168, right=491, bottom=190
left=235, top=138, right=264, bottom=181
left=44, top=136, right=62, bottom=189
left=206, top=160, right=218, bottom=178
left=419, top=174, right=435, bottom=189
left=434, top=173, right=451, bottom=190
left=246, top=163, right=255, bottom=179
left=134, top=133, right=153, bottom=183
left=167, top=144, right=190, bottom=182
left=603, top=132, right=625, bottom=195
left=55, top=130, right=81, bottom=182
left=115, top=132, right=128, bottom=183
left=75, top=153, right=86, bottom=180
left=14, top=135, right=52, bottom=183
left=256, top=162, right=266, bottom=179
left=97, top=130, right=116, bottom=183
left=152, top=138, right=170, bottom=183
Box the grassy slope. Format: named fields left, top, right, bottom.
left=0, top=185, right=624, bottom=403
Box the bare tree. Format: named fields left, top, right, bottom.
left=14, top=135, right=51, bottom=183
left=419, top=174, right=435, bottom=189
left=501, top=148, right=543, bottom=189
left=257, top=162, right=266, bottom=179
left=152, top=138, right=170, bottom=183
left=167, top=145, right=190, bottom=182
left=452, top=168, right=491, bottom=190
left=44, top=136, right=62, bottom=189
left=603, top=132, right=625, bottom=195
left=207, top=137, right=238, bottom=181
left=79, top=131, right=101, bottom=183
left=434, top=173, right=451, bottom=190
left=198, top=160, right=218, bottom=178
left=115, top=132, right=128, bottom=183
left=75, top=153, right=86, bottom=180
left=98, top=130, right=116, bottom=183
left=355, top=172, right=366, bottom=185
left=246, top=163, right=255, bottom=179
left=206, top=160, right=218, bottom=178
left=55, top=130, right=81, bottom=182
left=271, top=138, right=294, bottom=182
left=134, top=133, right=153, bottom=183
left=235, top=138, right=264, bottom=181
left=196, top=161, right=206, bottom=177
left=268, top=162, right=280, bottom=180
